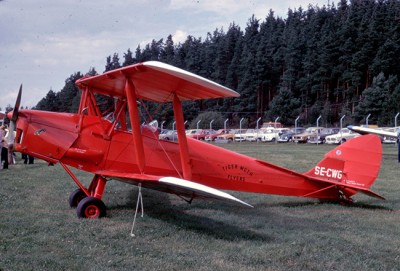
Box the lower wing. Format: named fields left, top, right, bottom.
left=96, top=171, right=253, bottom=207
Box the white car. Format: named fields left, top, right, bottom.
left=382, top=127, right=399, bottom=143
left=325, top=128, right=359, bottom=144
left=159, top=130, right=177, bottom=141
left=234, top=129, right=254, bottom=142
left=261, top=128, right=289, bottom=142
left=245, top=129, right=263, bottom=142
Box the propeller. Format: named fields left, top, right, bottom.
left=7, top=84, right=22, bottom=144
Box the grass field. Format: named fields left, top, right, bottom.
left=1, top=142, right=399, bottom=270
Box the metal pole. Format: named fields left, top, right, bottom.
left=240, top=118, right=244, bottom=143
left=256, top=117, right=262, bottom=130
left=340, top=115, right=345, bottom=143
left=340, top=115, right=345, bottom=130
left=295, top=116, right=300, bottom=131
left=316, top=115, right=321, bottom=145
left=395, top=112, right=399, bottom=127
left=210, top=119, right=214, bottom=133
left=196, top=120, right=201, bottom=140
left=224, top=118, right=229, bottom=130
left=274, top=117, right=280, bottom=143
left=256, top=117, right=262, bottom=143
left=274, top=117, right=280, bottom=127
left=366, top=113, right=371, bottom=127
left=161, top=121, right=165, bottom=130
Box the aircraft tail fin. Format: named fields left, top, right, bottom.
left=304, top=134, right=384, bottom=199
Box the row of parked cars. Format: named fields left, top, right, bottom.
left=158, top=126, right=398, bottom=144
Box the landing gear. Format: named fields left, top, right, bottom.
left=61, top=163, right=108, bottom=218
left=77, top=197, right=106, bottom=218
left=69, top=188, right=87, bottom=208
left=338, top=189, right=355, bottom=205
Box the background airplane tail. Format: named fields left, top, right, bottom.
left=304, top=134, right=384, bottom=199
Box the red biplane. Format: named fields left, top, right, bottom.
left=8, top=61, right=384, bottom=219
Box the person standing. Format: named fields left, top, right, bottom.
left=1, top=125, right=8, bottom=169
left=6, top=127, right=15, bottom=165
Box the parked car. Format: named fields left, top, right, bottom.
left=260, top=128, right=289, bottom=142
left=234, top=129, right=254, bottom=142
left=159, top=130, right=177, bottom=141
left=186, top=129, right=215, bottom=140
left=244, top=129, right=264, bottom=142
left=292, top=127, right=325, bottom=143
left=382, top=127, right=398, bottom=144
left=308, top=128, right=340, bottom=144
left=277, top=127, right=306, bottom=143
left=205, top=129, right=230, bottom=141
left=216, top=129, right=246, bottom=142
left=325, top=128, right=360, bottom=144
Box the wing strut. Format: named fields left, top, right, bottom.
left=172, top=94, right=192, bottom=180
left=125, top=78, right=146, bottom=173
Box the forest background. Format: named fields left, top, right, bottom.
left=15, top=0, right=400, bottom=129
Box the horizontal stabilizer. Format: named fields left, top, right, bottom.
left=305, top=176, right=385, bottom=200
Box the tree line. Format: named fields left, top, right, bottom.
left=35, top=0, right=400, bottom=129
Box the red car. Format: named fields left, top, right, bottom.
left=205, top=129, right=230, bottom=141
left=186, top=129, right=215, bottom=140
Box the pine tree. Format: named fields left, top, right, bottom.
left=265, top=87, right=300, bottom=125
left=123, top=48, right=136, bottom=66
left=35, top=89, right=59, bottom=111
left=104, top=53, right=121, bottom=72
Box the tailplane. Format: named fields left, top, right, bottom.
left=304, top=134, right=384, bottom=200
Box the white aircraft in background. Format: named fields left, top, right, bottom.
left=348, top=125, right=400, bottom=142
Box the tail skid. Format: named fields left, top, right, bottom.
left=304, top=134, right=384, bottom=200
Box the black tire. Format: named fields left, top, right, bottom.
left=77, top=197, right=106, bottom=218
left=340, top=138, right=346, bottom=144
left=69, top=188, right=87, bottom=208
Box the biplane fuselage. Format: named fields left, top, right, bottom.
left=10, top=61, right=384, bottom=218
left=15, top=109, right=329, bottom=197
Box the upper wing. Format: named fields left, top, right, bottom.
left=76, top=61, right=239, bottom=102
left=97, top=171, right=252, bottom=207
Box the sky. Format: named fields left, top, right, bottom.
left=0, top=0, right=330, bottom=111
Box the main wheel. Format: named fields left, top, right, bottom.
left=76, top=197, right=106, bottom=218
left=69, top=188, right=87, bottom=208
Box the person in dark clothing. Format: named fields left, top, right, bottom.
left=22, top=153, right=34, bottom=164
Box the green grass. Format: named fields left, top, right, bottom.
left=1, top=143, right=399, bottom=271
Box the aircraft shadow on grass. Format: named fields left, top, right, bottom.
left=256, top=199, right=393, bottom=211
left=106, top=188, right=272, bottom=241
left=105, top=187, right=395, bottom=239
left=107, top=188, right=375, bottom=240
